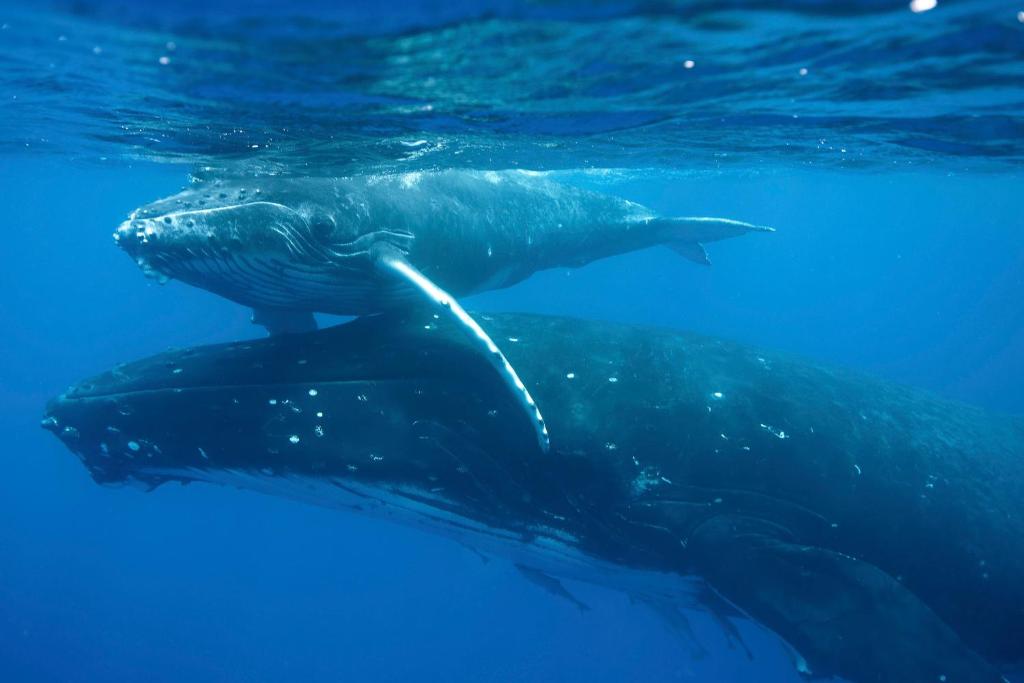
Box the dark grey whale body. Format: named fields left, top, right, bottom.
left=44, top=313, right=1022, bottom=682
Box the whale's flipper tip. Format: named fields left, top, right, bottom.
left=668, top=242, right=712, bottom=266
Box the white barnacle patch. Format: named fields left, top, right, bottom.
left=288, top=435, right=300, bottom=444
left=314, top=425, right=325, bottom=437
left=759, top=423, right=789, bottom=439
left=631, top=468, right=663, bottom=495
left=607, top=376, right=618, bottom=383
left=308, top=389, right=318, bottom=397
left=604, top=442, right=618, bottom=451
left=316, top=411, right=324, bottom=418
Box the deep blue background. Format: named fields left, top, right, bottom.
left=2, top=158, right=1022, bottom=681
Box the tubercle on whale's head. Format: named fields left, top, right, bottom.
left=112, top=198, right=318, bottom=284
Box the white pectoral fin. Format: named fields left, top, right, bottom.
left=376, top=254, right=550, bottom=453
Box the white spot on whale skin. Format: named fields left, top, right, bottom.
left=268, top=399, right=277, bottom=405
left=308, top=389, right=318, bottom=397
left=853, top=464, right=862, bottom=475
left=127, top=441, right=140, bottom=451
left=607, top=376, right=618, bottom=383
left=288, top=435, right=300, bottom=444
left=759, top=423, right=789, bottom=439
left=198, top=447, right=208, bottom=460
left=565, top=372, right=575, bottom=380
left=711, top=391, right=724, bottom=399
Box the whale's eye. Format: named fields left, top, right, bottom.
left=309, top=212, right=335, bottom=240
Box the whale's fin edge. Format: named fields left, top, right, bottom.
left=373, top=252, right=550, bottom=453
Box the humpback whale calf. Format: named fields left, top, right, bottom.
left=113, top=170, right=771, bottom=451
left=44, top=312, right=1021, bottom=682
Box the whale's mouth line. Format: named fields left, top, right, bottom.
left=58, top=378, right=431, bottom=403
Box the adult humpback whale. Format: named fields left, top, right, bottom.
left=113, top=170, right=771, bottom=452
left=43, top=312, right=1021, bottom=682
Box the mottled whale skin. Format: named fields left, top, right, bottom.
left=115, top=170, right=767, bottom=318
left=43, top=313, right=1022, bottom=683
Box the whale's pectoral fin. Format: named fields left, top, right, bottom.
left=635, top=595, right=709, bottom=660
left=516, top=564, right=590, bottom=613
left=251, top=308, right=318, bottom=336
left=668, top=242, right=711, bottom=266
left=373, top=251, right=550, bottom=453
left=689, top=514, right=1004, bottom=683
left=654, top=217, right=773, bottom=265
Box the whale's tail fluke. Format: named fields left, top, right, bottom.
left=654, top=216, right=774, bottom=266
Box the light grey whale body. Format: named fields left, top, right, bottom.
left=44, top=312, right=1023, bottom=683
left=114, top=170, right=770, bottom=451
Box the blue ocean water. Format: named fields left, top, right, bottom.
left=1, top=1, right=1022, bottom=682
